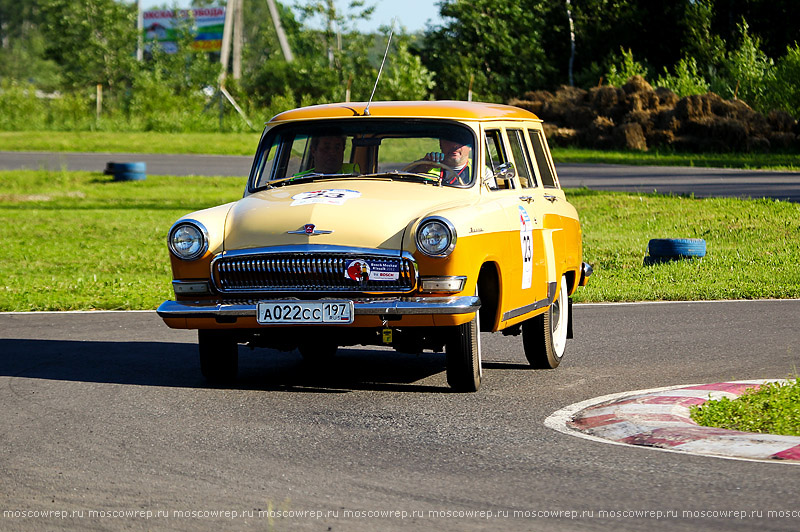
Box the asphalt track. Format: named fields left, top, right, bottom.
left=1, top=300, right=800, bottom=531
left=3, top=150, right=800, bottom=201
left=2, top=152, right=800, bottom=530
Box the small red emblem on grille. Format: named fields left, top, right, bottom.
left=304, top=224, right=315, bottom=234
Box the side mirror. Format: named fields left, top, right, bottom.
left=493, top=162, right=516, bottom=180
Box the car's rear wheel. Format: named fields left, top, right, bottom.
left=198, top=330, right=238, bottom=384
left=446, top=299, right=482, bottom=392
left=298, top=343, right=338, bottom=363
left=522, top=275, right=569, bottom=369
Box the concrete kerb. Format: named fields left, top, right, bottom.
left=545, top=380, right=800, bottom=464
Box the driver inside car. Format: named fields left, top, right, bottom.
left=423, top=134, right=494, bottom=187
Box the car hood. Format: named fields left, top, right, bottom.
left=223, top=179, right=474, bottom=252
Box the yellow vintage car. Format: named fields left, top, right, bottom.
left=157, top=101, right=591, bottom=392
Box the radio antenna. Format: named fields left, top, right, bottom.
left=364, top=21, right=395, bottom=116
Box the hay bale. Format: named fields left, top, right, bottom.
left=589, top=115, right=615, bottom=133
left=581, top=116, right=615, bottom=148
left=746, top=136, right=771, bottom=152
left=564, top=107, right=597, bottom=129
left=508, top=98, right=543, bottom=116
left=589, top=86, right=623, bottom=114
left=549, top=127, right=580, bottom=146
left=655, top=87, right=679, bottom=108
left=553, top=85, right=588, bottom=105
left=520, top=90, right=554, bottom=103
left=622, top=75, right=653, bottom=95
left=680, top=117, right=714, bottom=138
left=647, top=129, right=676, bottom=147
left=768, top=110, right=797, bottom=133
left=613, top=122, right=648, bottom=151
left=709, top=117, right=748, bottom=151
left=675, top=94, right=714, bottom=121
left=623, top=110, right=655, bottom=134
left=767, top=132, right=796, bottom=150
left=654, top=109, right=681, bottom=132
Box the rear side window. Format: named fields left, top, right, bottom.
left=507, top=129, right=535, bottom=188
left=528, top=129, right=558, bottom=189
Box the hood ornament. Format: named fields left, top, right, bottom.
left=287, top=224, right=333, bottom=236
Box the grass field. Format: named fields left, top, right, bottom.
left=1, top=130, right=799, bottom=170
left=691, top=379, right=800, bottom=436
left=1, top=169, right=798, bottom=311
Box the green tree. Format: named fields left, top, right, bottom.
left=681, top=0, right=726, bottom=80
left=38, top=0, right=139, bottom=90
left=0, top=0, right=61, bottom=89
left=378, top=36, right=435, bottom=101
left=423, top=0, right=552, bottom=102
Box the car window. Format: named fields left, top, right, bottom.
left=527, top=128, right=559, bottom=189
left=250, top=120, right=478, bottom=190
left=507, top=129, right=535, bottom=188
left=484, top=129, right=512, bottom=190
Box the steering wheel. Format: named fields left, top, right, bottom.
left=401, top=159, right=460, bottom=184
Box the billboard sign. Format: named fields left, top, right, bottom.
left=142, top=7, right=225, bottom=53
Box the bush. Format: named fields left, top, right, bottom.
left=767, top=44, right=800, bottom=118
left=0, top=81, right=47, bottom=130
left=655, top=56, right=710, bottom=97
left=605, top=48, right=649, bottom=88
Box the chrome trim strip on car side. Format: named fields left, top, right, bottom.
left=502, top=281, right=558, bottom=321
left=157, top=296, right=480, bottom=319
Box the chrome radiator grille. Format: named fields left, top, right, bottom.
left=212, top=252, right=417, bottom=293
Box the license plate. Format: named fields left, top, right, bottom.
left=256, top=300, right=353, bottom=324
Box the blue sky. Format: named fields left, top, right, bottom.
left=138, top=1, right=444, bottom=33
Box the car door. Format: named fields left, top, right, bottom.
left=483, top=126, right=549, bottom=328
left=525, top=126, right=570, bottom=301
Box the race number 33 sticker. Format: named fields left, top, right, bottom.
left=291, top=189, right=361, bottom=206
left=519, top=206, right=533, bottom=290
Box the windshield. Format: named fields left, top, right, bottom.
left=249, top=119, right=477, bottom=191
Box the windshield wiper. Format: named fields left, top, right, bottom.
left=266, top=172, right=360, bottom=188
left=360, top=171, right=442, bottom=186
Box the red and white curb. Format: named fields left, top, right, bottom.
left=545, top=380, right=800, bottom=464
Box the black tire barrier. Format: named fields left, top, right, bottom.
left=645, top=238, right=706, bottom=265
left=104, top=162, right=146, bottom=181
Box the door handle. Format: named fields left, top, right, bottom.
left=519, top=196, right=534, bottom=203
left=544, top=194, right=558, bottom=203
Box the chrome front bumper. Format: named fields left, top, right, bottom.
left=157, top=296, right=480, bottom=319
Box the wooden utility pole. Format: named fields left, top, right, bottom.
left=136, top=0, right=143, bottom=61
left=232, top=0, right=243, bottom=79
left=267, top=0, right=294, bottom=62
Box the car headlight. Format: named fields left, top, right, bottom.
left=416, top=216, right=456, bottom=257
left=168, top=220, right=208, bottom=260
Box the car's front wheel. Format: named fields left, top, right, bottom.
left=446, top=302, right=482, bottom=392
left=198, top=330, right=239, bottom=384
left=522, top=275, right=569, bottom=369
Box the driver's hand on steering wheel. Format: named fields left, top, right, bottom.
left=424, top=152, right=445, bottom=163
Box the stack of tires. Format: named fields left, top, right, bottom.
left=644, top=238, right=706, bottom=265
left=104, top=162, right=146, bottom=181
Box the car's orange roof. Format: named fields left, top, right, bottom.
left=269, top=100, right=540, bottom=123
